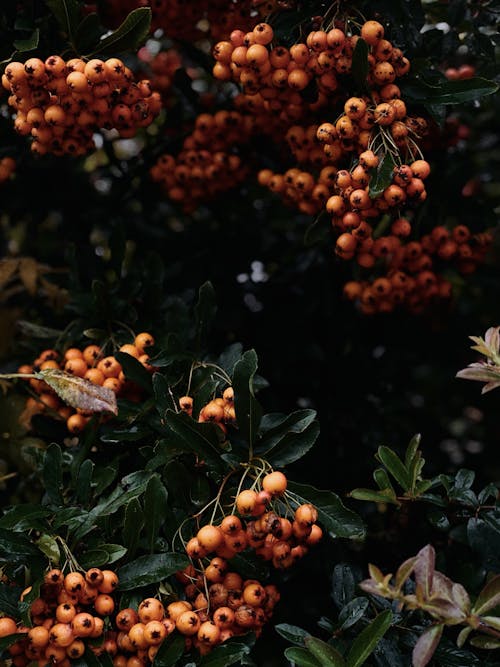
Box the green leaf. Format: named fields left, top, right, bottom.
left=74, top=12, right=102, bottom=54
left=153, top=632, right=185, bottom=666
left=373, top=468, right=397, bottom=495
left=284, top=647, right=322, bottom=667
left=165, top=410, right=225, bottom=473
left=349, top=488, right=400, bottom=506
left=16, top=320, right=63, bottom=338
left=116, top=552, right=189, bottom=590
left=257, top=410, right=319, bottom=467
left=304, top=214, right=331, bottom=246
left=0, top=505, right=51, bottom=531
left=75, top=459, right=94, bottom=505
left=368, top=153, right=396, bottom=199
left=332, top=564, right=358, bottom=609
left=13, top=28, right=40, bottom=52
left=36, top=534, right=60, bottom=563
left=195, top=281, right=217, bottom=350
left=274, top=623, right=311, bottom=646
left=42, top=443, right=63, bottom=505
left=287, top=481, right=365, bottom=540
left=0, top=584, right=21, bottom=618
left=346, top=610, right=392, bottom=667
left=86, top=7, right=152, bottom=57
left=45, top=0, right=81, bottom=41
left=264, top=421, right=320, bottom=467
left=376, top=446, right=411, bottom=490
left=153, top=372, right=178, bottom=418
left=233, top=349, right=262, bottom=447
left=404, top=433, right=421, bottom=468
left=199, top=642, right=252, bottom=666
left=352, top=38, right=369, bottom=91
left=79, top=544, right=127, bottom=569
left=305, top=637, right=346, bottom=666
left=144, top=475, right=168, bottom=553
left=402, top=77, right=498, bottom=105
left=469, top=635, right=500, bottom=650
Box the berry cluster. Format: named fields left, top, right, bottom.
left=173, top=470, right=322, bottom=655
left=2, top=57, right=161, bottom=156
left=0, top=567, right=120, bottom=667
left=179, top=386, right=236, bottom=435
left=0, top=156, right=16, bottom=184
left=18, top=332, right=155, bottom=433
left=150, top=111, right=253, bottom=211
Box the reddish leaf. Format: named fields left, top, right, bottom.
left=412, top=624, right=443, bottom=667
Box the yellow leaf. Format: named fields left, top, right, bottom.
left=18, top=257, right=38, bottom=295
left=0, top=258, right=19, bottom=289
left=37, top=369, right=118, bottom=415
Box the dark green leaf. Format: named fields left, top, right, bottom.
left=75, top=459, right=94, bottom=505
left=373, top=469, right=396, bottom=495
left=0, top=633, right=27, bottom=653
left=0, top=527, right=41, bottom=558
left=472, top=574, right=500, bottom=615
left=122, top=497, right=144, bottom=559
left=116, top=552, right=189, bottom=590
left=153, top=372, right=178, bottom=418
left=13, top=29, right=40, bottom=52
left=263, top=421, right=320, bottom=467
left=233, top=349, right=262, bottom=447
left=74, top=12, right=102, bottom=53
left=401, top=77, right=498, bottom=105
left=332, top=564, right=359, bottom=609
left=195, top=281, right=217, bottom=349
left=349, top=488, right=400, bottom=506
left=200, top=642, right=251, bottom=666
left=45, top=0, right=81, bottom=40
left=304, top=214, right=331, bottom=246
left=144, top=475, right=169, bottom=553
left=284, top=647, right=323, bottom=667
left=274, top=623, right=310, bottom=646
left=338, top=598, right=369, bottom=631
left=346, top=610, right=392, bottom=667
left=376, top=446, right=410, bottom=490
left=305, top=637, right=346, bottom=666
left=42, top=443, right=63, bottom=504
left=404, top=434, right=421, bottom=468
left=287, top=481, right=365, bottom=540
left=369, top=153, right=396, bottom=199
left=165, top=409, right=225, bottom=472
left=87, top=8, right=152, bottom=57
left=453, top=469, right=475, bottom=490
left=0, top=505, right=51, bottom=531
left=0, top=584, right=22, bottom=618
left=114, top=351, right=152, bottom=392
left=16, top=320, right=63, bottom=338
left=352, top=38, right=369, bottom=91
left=153, top=632, right=185, bottom=666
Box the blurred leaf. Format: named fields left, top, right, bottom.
left=195, top=281, right=217, bottom=350
left=288, top=481, right=365, bottom=540
left=144, top=475, right=168, bottom=553
left=349, top=488, right=400, bottom=506
left=304, top=214, right=331, bottom=246
left=401, top=77, right=498, bottom=105
left=17, top=320, right=63, bottom=338
left=233, top=349, right=262, bottom=447
left=352, top=38, right=369, bottom=91
left=45, top=0, right=81, bottom=40
left=42, top=443, right=63, bottom=505
left=284, top=647, right=322, bottom=667
left=469, top=636, right=500, bottom=650
left=13, top=28, right=39, bottom=52
left=412, top=624, right=443, bottom=667
left=0, top=527, right=40, bottom=558
left=38, top=369, right=118, bottom=415
left=346, top=611, right=392, bottom=667
left=116, top=552, right=189, bottom=590
left=18, top=257, right=38, bottom=295
left=332, top=564, right=359, bottom=609
left=0, top=584, right=21, bottom=618
left=0, top=258, right=18, bottom=288
left=87, top=7, right=152, bottom=57
left=369, top=153, right=396, bottom=199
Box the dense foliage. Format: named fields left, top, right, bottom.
left=0, top=1, right=499, bottom=666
